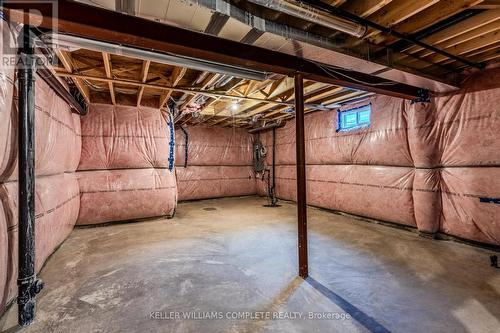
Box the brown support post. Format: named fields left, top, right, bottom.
left=294, top=73, right=308, bottom=279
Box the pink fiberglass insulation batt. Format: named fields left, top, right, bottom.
left=76, top=104, right=177, bottom=225
left=257, top=68, right=500, bottom=245
left=0, top=173, right=80, bottom=313
left=0, top=20, right=82, bottom=314
left=260, top=95, right=413, bottom=167
left=79, top=104, right=175, bottom=170
left=175, top=126, right=253, bottom=166
left=174, top=126, right=256, bottom=200
left=0, top=19, right=16, bottom=182
left=270, top=165, right=416, bottom=226
left=0, top=76, right=81, bottom=182
left=416, top=68, right=500, bottom=244
left=77, top=168, right=177, bottom=225
left=1, top=20, right=17, bottom=314
left=0, top=202, right=7, bottom=314
left=176, top=166, right=256, bottom=201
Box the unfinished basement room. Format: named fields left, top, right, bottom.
left=0, top=0, right=500, bottom=332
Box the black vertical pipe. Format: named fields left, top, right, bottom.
left=294, top=73, right=308, bottom=279
left=17, top=25, right=43, bottom=327
left=271, top=127, right=276, bottom=205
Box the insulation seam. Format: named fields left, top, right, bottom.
left=178, top=177, right=254, bottom=182
left=80, top=186, right=176, bottom=194
left=274, top=177, right=495, bottom=198
left=267, top=163, right=500, bottom=169
left=7, top=192, right=80, bottom=231
left=82, top=135, right=168, bottom=139
left=270, top=114, right=493, bottom=144
left=12, top=97, right=81, bottom=136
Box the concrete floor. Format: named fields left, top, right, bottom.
left=1, top=196, right=499, bottom=333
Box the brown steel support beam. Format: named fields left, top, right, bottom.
left=294, top=73, right=308, bottom=279
left=3, top=0, right=423, bottom=100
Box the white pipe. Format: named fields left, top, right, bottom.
left=42, top=34, right=269, bottom=81
left=246, top=0, right=366, bottom=37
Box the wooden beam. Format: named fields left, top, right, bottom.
left=367, top=0, right=439, bottom=28
left=102, top=52, right=116, bottom=105
left=247, top=79, right=274, bottom=97
left=55, top=50, right=90, bottom=102
left=206, top=81, right=336, bottom=126
left=54, top=72, right=305, bottom=108
left=414, top=29, right=500, bottom=68
left=181, top=72, right=219, bottom=108
left=325, top=0, right=347, bottom=5
left=473, top=0, right=500, bottom=8
left=361, top=0, right=439, bottom=42
left=170, top=66, right=187, bottom=86
left=373, top=0, right=484, bottom=45
left=399, top=20, right=500, bottom=65
left=244, top=81, right=256, bottom=96
left=196, top=79, right=247, bottom=125
left=159, top=66, right=187, bottom=109
left=244, top=82, right=326, bottom=118
left=136, top=60, right=150, bottom=107
left=467, top=46, right=500, bottom=62
left=3, top=0, right=424, bottom=99
left=341, top=0, right=393, bottom=18
left=402, top=9, right=500, bottom=55
left=318, top=90, right=366, bottom=105
left=263, top=86, right=344, bottom=118
left=179, top=73, right=221, bottom=125
left=267, top=77, right=287, bottom=97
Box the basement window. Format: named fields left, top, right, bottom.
left=337, top=104, right=371, bottom=132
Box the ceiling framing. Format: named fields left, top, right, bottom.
left=310, top=0, right=500, bottom=72
left=7, top=0, right=498, bottom=128
left=54, top=48, right=369, bottom=128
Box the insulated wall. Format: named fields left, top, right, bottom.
left=77, top=104, right=177, bottom=225
left=410, top=68, right=500, bottom=245
left=0, top=19, right=81, bottom=314
left=175, top=126, right=255, bottom=201
left=258, top=95, right=416, bottom=227
left=258, top=67, right=500, bottom=245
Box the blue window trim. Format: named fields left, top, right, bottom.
left=336, top=104, right=372, bottom=132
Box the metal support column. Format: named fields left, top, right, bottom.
left=17, top=25, right=43, bottom=327
left=294, top=73, right=308, bottom=279
left=271, top=127, right=277, bottom=206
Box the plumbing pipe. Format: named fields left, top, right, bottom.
left=17, top=25, right=44, bottom=327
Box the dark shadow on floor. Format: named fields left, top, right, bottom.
left=306, top=277, right=391, bottom=333
left=0, top=324, right=23, bottom=333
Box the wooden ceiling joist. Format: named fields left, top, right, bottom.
left=412, top=29, right=500, bottom=68
left=56, top=50, right=90, bottom=102
left=159, top=66, right=187, bottom=109
left=102, top=52, right=116, bottom=105
left=372, top=0, right=484, bottom=45
left=40, top=0, right=500, bottom=128
left=341, top=0, right=393, bottom=18
left=361, top=0, right=440, bottom=41
left=136, top=60, right=150, bottom=107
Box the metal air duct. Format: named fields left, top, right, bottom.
left=246, top=0, right=366, bottom=37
